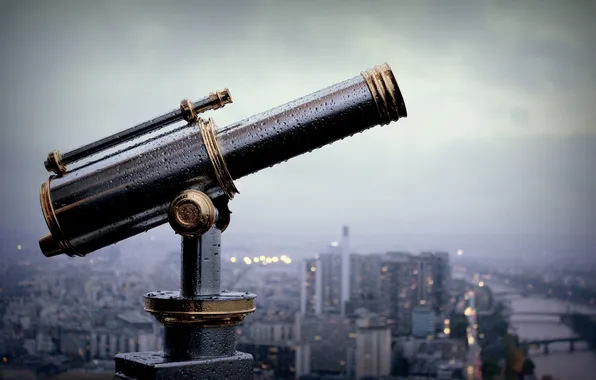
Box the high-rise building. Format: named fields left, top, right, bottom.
left=432, top=251, right=451, bottom=315
left=237, top=313, right=299, bottom=380
left=295, top=313, right=356, bottom=375
left=380, top=252, right=417, bottom=335
left=411, top=305, right=437, bottom=338
left=414, top=252, right=435, bottom=310
left=416, top=251, right=451, bottom=316
left=341, top=226, right=350, bottom=316
left=301, top=227, right=353, bottom=317
left=301, top=257, right=322, bottom=315
left=349, top=253, right=383, bottom=301
left=319, top=252, right=343, bottom=315
left=355, top=313, right=391, bottom=380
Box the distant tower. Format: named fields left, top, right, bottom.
left=301, top=257, right=322, bottom=315
left=341, top=226, right=350, bottom=316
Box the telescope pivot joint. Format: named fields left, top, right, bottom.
left=168, top=190, right=216, bottom=238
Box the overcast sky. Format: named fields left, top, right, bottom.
left=1, top=0, right=594, bottom=254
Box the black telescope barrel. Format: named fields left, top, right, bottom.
left=39, top=63, right=407, bottom=258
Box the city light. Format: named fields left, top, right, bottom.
left=457, top=249, right=463, bottom=256
left=443, top=327, right=450, bottom=335
left=230, top=254, right=293, bottom=265
left=444, top=319, right=450, bottom=325
left=330, top=241, right=339, bottom=247
left=16, top=244, right=22, bottom=251
left=478, top=281, right=484, bottom=287
left=468, top=336, right=475, bottom=345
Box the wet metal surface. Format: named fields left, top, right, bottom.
left=40, top=64, right=407, bottom=258
left=46, top=89, right=232, bottom=170
left=181, top=228, right=221, bottom=297
left=163, top=326, right=236, bottom=359
left=113, top=350, right=254, bottom=380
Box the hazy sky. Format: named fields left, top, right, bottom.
left=1, top=0, right=594, bottom=253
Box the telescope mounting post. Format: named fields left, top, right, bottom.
left=113, top=189, right=256, bottom=380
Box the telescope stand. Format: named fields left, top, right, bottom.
left=113, top=191, right=256, bottom=380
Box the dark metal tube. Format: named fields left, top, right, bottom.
left=45, top=89, right=232, bottom=169
left=39, top=63, right=407, bottom=258
left=180, top=229, right=221, bottom=297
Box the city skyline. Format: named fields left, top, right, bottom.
left=1, top=0, right=595, bottom=252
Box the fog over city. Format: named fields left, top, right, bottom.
left=1, top=2, right=596, bottom=380
left=1, top=0, right=595, bottom=258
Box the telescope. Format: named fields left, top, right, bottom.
left=38, top=63, right=407, bottom=380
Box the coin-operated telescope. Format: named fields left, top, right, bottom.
left=38, top=63, right=407, bottom=380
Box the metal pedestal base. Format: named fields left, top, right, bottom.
left=112, top=225, right=256, bottom=380
left=113, top=350, right=254, bottom=380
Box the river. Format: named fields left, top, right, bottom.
left=488, top=282, right=596, bottom=380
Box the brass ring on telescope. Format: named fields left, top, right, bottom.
left=45, top=151, right=67, bottom=176
left=39, top=179, right=80, bottom=257
left=180, top=99, right=198, bottom=122
left=361, top=63, right=407, bottom=125
left=144, top=291, right=256, bottom=326
left=199, top=118, right=239, bottom=199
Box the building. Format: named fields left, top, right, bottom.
left=411, top=252, right=451, bottom=316
left=411, top=306, right=437, bottom=338
left=238, top=313, right=304, bottom=379
left=380, top=252, right=417, bottom=336
left=341, top=226, right=351, bottom=316
left=319, top=253, right=343, bottom=315
left=431, top=251, right=451, bottom=316
left=301, top=258, right=322, bottom=315
left=296, top=313, right=356, bottom=375
left=349, top=254, right=383, bottom=301
left=414, top=252, right=435, bottom=310
left=436, top=360, right=465, bottom=379
left=236, top=343, right=298, bottom=379
left=345, top=299, right=382, bottom=317
left=355, top=313, right=391, bottom=380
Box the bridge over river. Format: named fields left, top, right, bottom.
left=486, top=282, right=596, bottom=380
